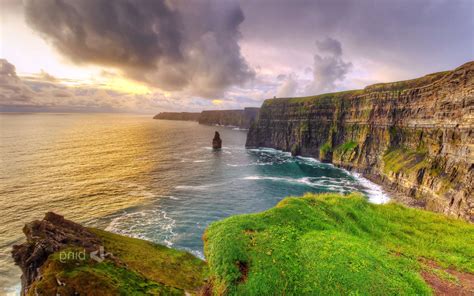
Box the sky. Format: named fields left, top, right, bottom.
left=1, top=0, right=473, bottom=114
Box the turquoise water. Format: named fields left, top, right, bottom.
left=0, top=113, right=388, bottom=293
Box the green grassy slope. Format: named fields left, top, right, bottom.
left=27, top=229, right=208, bottom=295
left=204, top=193, right=474, bottom=295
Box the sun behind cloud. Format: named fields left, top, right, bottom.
left=102, top=76, right=152, bottom=95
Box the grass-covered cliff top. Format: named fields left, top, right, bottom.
left=263, top=66, right=455, bottom=107
left=204, top=193, right=474, bottom=295
left=364, top=70, right=450, bottom=92
left=26, top=228, right=207, bottom=295
left=264, top=89, right=362, bottom=106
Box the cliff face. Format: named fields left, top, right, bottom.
left=247, top=62, right=474, bottom=221
left=154, top=107, right=260, bottom=129
left=199, top=107, right=259, bottom=129
left=153, top=112, right=201, bottom=121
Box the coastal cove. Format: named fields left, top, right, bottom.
left=0, top=113, right=390, bottom=293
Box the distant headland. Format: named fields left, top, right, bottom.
left=153, top=107, right=260, bottom=129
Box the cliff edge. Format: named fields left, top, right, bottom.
left=246, top=61, right=474, bottom=221
left=12, top=195, right=474, bottom=295
left=12, top=212, right=207, bottom=295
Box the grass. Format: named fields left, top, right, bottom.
left=382, top=147, right=428, bottom=174
left=334, top=140, right=358, bottom=158
left=91, top=229, right=208, bottom=292
left=29, top=248, right=183, bottom=295
left=27, top=229, right=208, bottom=295
left=262, top=69, right=451, bottom=108
left=364, top=71, right=450, bottom=92
left=204, top=193, right=474, bottom=295
left=263, top=90, right=362, bottom=107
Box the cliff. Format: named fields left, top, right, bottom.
left=12, top=212, right=207, bottom=295
left=246, top=61, right=474, bottom=221
left=204, top=193, right=474, bottom=295
left=199, top=108, right=260, bottom=129
left=153, top=112, right=201, bottom=121
left=12, top=195, right=474, bottom=295
left=153, top=107, right=260, bottom=129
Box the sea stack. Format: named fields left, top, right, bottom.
left=212, top=131, right=222, bottom=149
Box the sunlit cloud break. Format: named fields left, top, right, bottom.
left=1, top=0, right=473, bottom=113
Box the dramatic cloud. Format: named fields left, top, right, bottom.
left=0, top=59, right=35, bottom=105
left=305, top=38, right=352, bottom=95
left=0, top=59, right=246, bottom=113
left=2, top=0, right=472, bottom=112
left=276, top=74, right=298, bottom=97
left=24, top=0, right=254, bottom=97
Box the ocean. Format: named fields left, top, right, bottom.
left=0, top=113, right=389, bottom=294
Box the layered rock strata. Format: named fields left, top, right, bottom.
left=246, top=62, right=474, bottom=221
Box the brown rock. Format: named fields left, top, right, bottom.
left=11, top=212, right=101, bottom=295
left=246, top=61, right=474, bottom=221
left=212, top=131, right=222, bottom=149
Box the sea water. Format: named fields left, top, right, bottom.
left=0, top=113, right=389, bottom=293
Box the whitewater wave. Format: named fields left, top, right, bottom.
left=106, top=208, right=177, bottom=247
left=242, top=175, right=359, bottom=193
left=226, top=161, right=276, bottom=167
left=351, top=173, right=390, bottom=204
left=248, top=147, right=292, bottom=156
left=175, top=182, right=225, bottom=191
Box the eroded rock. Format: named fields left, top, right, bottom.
left=11, top=212, right=101, bottom=295
left=212, top=131, right=222, bottom=149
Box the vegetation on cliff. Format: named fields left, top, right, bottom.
left=12, top=213, right=207, bottom=295
left=25, top=230, right=207, bottom=295
left=204, top=193, right=474, bottom=295
left=246, top=61, right=474, bottom=221
left=13, top=194, right=474, bottom=295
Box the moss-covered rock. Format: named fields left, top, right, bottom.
left=12, top=213, right=208, bottom=296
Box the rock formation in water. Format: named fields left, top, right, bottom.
left=153, top=107, right=260, bottom=129
left=246, top=61, right=474, bottom=221
left=213, top=131, right=222, bottom=149
left=153, top=112, right=201, bottom=121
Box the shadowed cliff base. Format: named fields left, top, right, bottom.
left=246, top=61, right=474, bottom=221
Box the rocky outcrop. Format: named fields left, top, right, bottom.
left=153, top=112, right=201, bottom=121
left=11, top=212, right=102, bottom=295
left=199, top=107, right=260, bottom=129
left=246, top=62, right=474, bottom=221
left=12, top=213, right=207, bottom=295
left=212, top=131, right=222, bottom=149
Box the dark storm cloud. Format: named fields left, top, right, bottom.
left=305, top=38, right=352, bottom=95
left=316, top=38, right=342, bottom=57
left=24, top=0, right=254, bottom=97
